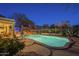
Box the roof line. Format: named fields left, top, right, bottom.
left=0, top=17, right=14, bottom=22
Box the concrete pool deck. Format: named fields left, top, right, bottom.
left=16, top=38, right=79, bottom=56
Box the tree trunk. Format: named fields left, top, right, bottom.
left=21, top=25, right=23, bottom=39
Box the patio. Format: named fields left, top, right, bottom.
left=16, top=37, right=79, bottom=56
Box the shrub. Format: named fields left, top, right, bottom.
left=0, top=38, right=25, bottom=56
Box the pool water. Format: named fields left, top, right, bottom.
left=24, top=35, right=70, bottom=47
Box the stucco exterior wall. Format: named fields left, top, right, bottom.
left=0, top=18, right=15, bottom=38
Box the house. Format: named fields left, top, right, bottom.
left=0, top=17, right=15, bottom=38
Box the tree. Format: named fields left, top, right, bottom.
left=42, top=24, right=49, bottom=29
left=61, top=21, right=71, bottom=36
left=41, top=24, right=49, bottom=33
left=50, top=24, right=55, bottom=28
left=0, top=14, right=5, bottom=18
left=13, top=13, right=34, bottom=38
left=72, top=24, right=79, bottom=37
left=50, top=24, right=60, bottom=33
left=13, top=13, right=34, bottom=27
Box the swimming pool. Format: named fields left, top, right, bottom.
left=24, top=35, right=71, bottom=48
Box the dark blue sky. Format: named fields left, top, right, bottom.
left=0, top=3, right=79, bottom=25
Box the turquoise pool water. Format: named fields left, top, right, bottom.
left=24, top=35, right=70, bottom=47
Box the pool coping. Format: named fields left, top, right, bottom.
left=24, top=37, right=74, bottom=50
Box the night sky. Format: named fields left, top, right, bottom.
left=0, top=3, right=79, bottom=25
